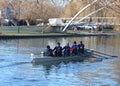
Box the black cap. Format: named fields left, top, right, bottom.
left=47, top=45, right=50, bottom=48
left=80, top=41, right=83, bottom=43
left=74, top=41, right=76, bottom=44
left=57, top=42, right=60, bottom=45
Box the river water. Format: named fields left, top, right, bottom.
left=0, top=35, right=120, bottom=86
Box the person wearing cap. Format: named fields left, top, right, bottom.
left=53, top=42, right=62, bottom=57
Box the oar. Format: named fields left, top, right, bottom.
left=90, top=49, right=118, bottom=58
left=83, top=53, right=103, bottom=62
left=91, top=53, right=111, bottom=59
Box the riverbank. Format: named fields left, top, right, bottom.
left=0, top=26, right=120, bottom=39
left=0, top=31, right=119, bottom=39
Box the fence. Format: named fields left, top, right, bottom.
left=0, top=26, right=44, bottom=34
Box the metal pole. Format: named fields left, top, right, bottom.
left=41, top=0, right=44, bottom=34
left=18, top=0, right=21, bottom=33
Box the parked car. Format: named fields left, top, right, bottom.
left=77, top=25, right=97, bottom=30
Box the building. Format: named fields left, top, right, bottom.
left=1, top=3, right=15, bottom=19
left=1, top=3, right=18, bottom=26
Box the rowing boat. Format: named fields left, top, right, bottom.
left=31, top=49, right=118, bottom=65
left=31, top=49, right=93, bottom=65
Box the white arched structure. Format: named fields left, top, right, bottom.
left=62, top=0, right=114, bottom=32
left=62, top=0, right=98, bottom=32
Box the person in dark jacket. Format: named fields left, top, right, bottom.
left=46, top=45, right=53, bottom=56
left=78, top=41, right=85, bottom=54
left=53, top=42, right=62, bottom=57
left=71, top=41, right=78, bottom=55
left=63, top=43, right=70, bottom=57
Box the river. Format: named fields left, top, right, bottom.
left=0, top=35, right=120, bottom=86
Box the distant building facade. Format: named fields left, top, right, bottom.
left=0, top=3, right=18, bottom=26
left=1, top=3, right=15, bottom=19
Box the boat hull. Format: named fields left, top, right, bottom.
left=31, top=54, right=91, bottom=65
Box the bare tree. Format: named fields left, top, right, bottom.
left=0, top=0, right=9, bottom=10
left=0, top=0, right=69, bottom=24
left=63, top=0, right=120, bottom=22
left=14, top=0, right=65, bottom=23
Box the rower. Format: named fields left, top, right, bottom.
left=46, top=45, right=53, bottom=56
left=63, top=43, right=70, bottom=57
left=71, top=41, right=78, bottom=55
left=53, top=42, right=62, bottom=57
left=78, top=41, right=85, bottom=54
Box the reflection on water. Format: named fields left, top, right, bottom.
left=0, top=36, right=120, bottom=86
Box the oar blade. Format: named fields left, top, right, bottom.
left=111, top=56, right=118, bottom=58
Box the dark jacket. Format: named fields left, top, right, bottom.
left=63, top=46, right=70, bottom=56
left=78, top=43, right=84, bottom=54
left=53, top=46, right=62, bottom=57
left=46, top=48, right=53, bottom=56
